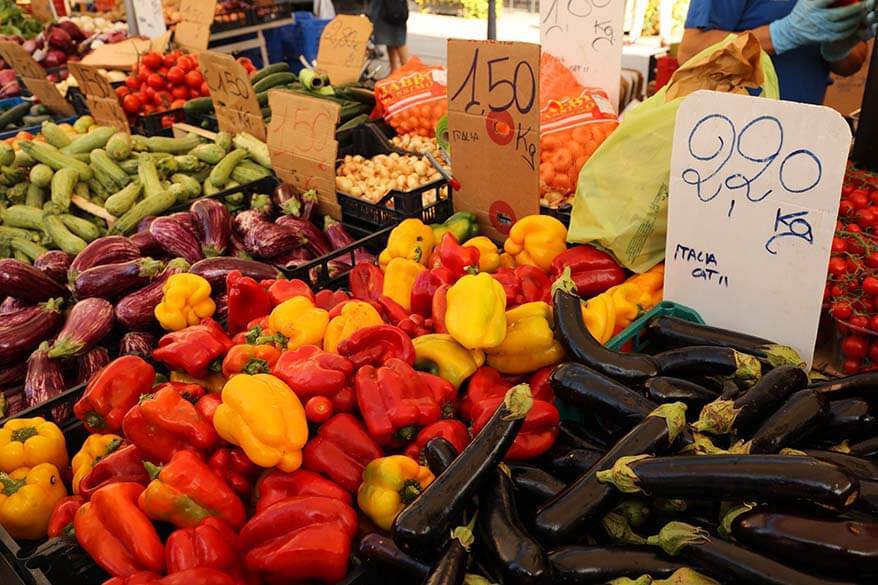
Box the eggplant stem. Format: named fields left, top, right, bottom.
left=607, top=576, right=652, bottom=585
left=691, top=399, right=739, bottom=435
left=718, top=502, right=755, bottom=538
left=646, top=521, right=710, bottom=556
left=680, top=432, right=729, bottom=456
left=551, top=266, right=577, bottom=296
left=502, top=384, right=533, bottom=421
left=732, top=351, right=762, bottom=385
left=659, top=568, right=720, bottom=585
left=601, top=511, right=646, bottom=545
left=649, top=402, right=687, bottom=444
left=451, top=520, right=476, bottom=551
left=762, top=344, right=805, bottom=369
left=596, top=454, right=652, bottom=494
left=779, top=447, right=807, bottom=456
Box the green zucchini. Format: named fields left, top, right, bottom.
left=232, top=132, right=271, bottom=168
left=13, top=249, right=31, bottom=263
left=0, top=103, right=31, bottom=129
left=13, top=149, right=34, bottom=167
left=209, top=148, right=249, bottom=187
left=18, top=141, right=92, bottom=181
left=0, top=143, right=13, bottom=166
left=231, top=160, right=271, bottom=184
left=190, top=143, right=226, bottom=164
left=173, top=154, right=202, bottom=172
left=170, top=173, right=201, bottom=199
left=72, top=115, right=95, bottom=134
left=0, top=226, right=39, bottom=242
left=25, top=184, right=45, bottom=208
left=104, top=181, right=142, bottom=216
left=215, top=131, right=232, bottom=152
left=50, top=168, right=79, bottom=210
left=43, top=203, right=87, bottom=254
left=74, top=182, right=90, bottom=201
left=87, top=177, right=109, bottom=200
left=1, top=165, right=26, bottom=185
left=90, top=149, right=130, bottom=189
left=0, top=236, right=9, bottom=259
left=60, top=126, right=117, bottom=155
left=251, top=62, right=290, bottom=85
left=2, top=205, right=44, bottom=231
left=118, top=158, right=139, bottom=174
left=61, top=213, right=102, bottom=242
left=253, top=72, right=298, bottom=93
left=29, top=164, right=54, bottom=188
left=110, top=190, right=177, bottom=235
left=106, top=132, right=132, bottom=161
left=145, top=133, right=201, bottom=154
left=41, top=122, right=71, bottom=149
left=155, top=156, right=179, bottom=177
left=6, top=182, right=27, bottom=203
left=138, top=153, right=164, bottom=198
left=9, top=236, right=48, bottom=261
left=203, top=176, right=221, bottom=196
left=131, top=134, right=149, bottom=152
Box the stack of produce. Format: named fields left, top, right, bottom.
left=117, top=51, right=208, bottom=128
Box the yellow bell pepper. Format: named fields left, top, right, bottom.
left=503, top=215, right=568, bottom=272
left=485, top=302, right=565, bottom=375
left=382, top=258, right=426, bottom=312
left=357, top=455, right=434, bottom=531
left=71, top=434, right=123, bottom=495
left=213, top=374, right=308, bottom=472
left=0, top=417, right=67, bottom=473
left=378, top=218, right=435, bottom=268
left=499, top=252, right=516, bottom=269
left=0, top=463, right=66, bottom=539
left=154, top=273, right=216, bottom=331
left=413, top=334, right=484, bottom=388
left=268, top=296, right=329, bottom=350
left=445, top=273, right=507, bottom=350
left=324, top=301, right=384, bottom=353
left=581, top=264, right=665, bottom=344
left=464, top=236, right=501, bottom=273
left=581, top=293, right=616, bottom=344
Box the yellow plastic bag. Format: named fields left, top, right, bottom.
left=568, top=33, right=779, bottom=273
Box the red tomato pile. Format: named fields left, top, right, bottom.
left=116, top=51, right=208, bottom=127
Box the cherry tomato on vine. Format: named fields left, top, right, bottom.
left=847, top=258, right=863, bottom=274
left=171, top=85, right=189, bottom=100
left=125, top=76, right=140, bottom=91
left=831, top=284, right=846, bottom=298
left=115, top=86, right=130, bottom=98
left=839, top=199, right=855, bottom=216
left=847, top=223, right=863, bottom=233
left=856, top=208, right=876, bottom=229
left=847, top=237, right=866, bottom=255
left=850, top=315, right=869, bottom=329
left=863, top=276, right=878, bottom=296
left=869, top=339, right=878, bottom=361
left=850, top=190, right=869, bottom=210
left=185, top=70, right=204, bottom=89
left=141, top=52, right=163, bottom=70
left=167, top=66, right=185, bottom=85
left=843, top=335, right=869, bottom=359
left=828, top=257, right=848, bottom=277
left=121, top=94, right=141, bottom=114
left=843, top=184, right=856, bottom=197
left=305, top=396, right=334, bottom=424
left=832, top=301, right=853, bottom=320
left=843, top=358, right=862, bottom=375
left=867, top=252, right=878, bottom=269
left=147, top=73, right=164, bottom=90
left=831, top=236, right=848, bottom=254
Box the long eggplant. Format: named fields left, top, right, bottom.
left=811, top=371, right=878, bottom=401
left=730, top=508, right=878, bottom=573
left=114, top=259, right=189, bottom=330
left=149, top=216, right=204, bottom=264
left=74, top=257, right=164, bottom=300
left=1, top=303, right=60, bottom=331
left=68, top=236, right=140, bottom=283
left=507, top=464, right=565, bottom=502
left=0, top=363, right=26, bottom=387
left=813, top=399, right=877, bottom=442
left=644, top=377, right=718, bottom=412
left=856, top=480, right=878, bottom=516
left=33, top=250, right=73, bottom=285
left=0, top=298, right=64, bottom=363
left=424, top=437, right=458, bottom=476
left=477, top=468, right=548, bottom=584
left=273, top=246, right=314, bottom=271
left=47, top=297, right=114, bottom=359
left=553, top=288, right=658, bottom=382
left=392, top=386, right=532, bottom=557
left=325, top=216, right=375, bottom=264
left=0, top=259, right=69, bottom=302
left=547, top=446, right=604, bottom=480
left=652, top=346, right=761, bottom=384
left=598, top=455, right=859, bottom=512
left=747, top=389, right=827, bottom=454
left=850, top=436, right=878, bottom=458
left=73, top=346, right=110, bottom=387
left=558, top=421, right=611, bottom=451
left=128, top=229, right=164, bottom=257
left=358, top=534, right=430, bottom=580
left=692, top=366, right=808, bottom=436
left=548, top=546, right=683, bottom=584
left=0, top=297, right=27, bottom=315
left=24, top=341, right=66, bottom=411
left=422, top=526, right=472, bottom=585
left=189, top=257, right=279, bottom=289
left=235, top=210, right=302, bottom=259
left=119, top=331, right=155, bottom=359
left=533, top=402, right=687, bottom=546
left=801, top=449, right=878, bottom=482
left=190, top=198, right=231, bottom=257
left=277, top=215, right=332, bottom=258
left=647, top=521, right=858, bottom=585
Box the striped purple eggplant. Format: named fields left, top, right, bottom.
left=74, top=257, right=164, bottom=300
left=276, top=215, right=331, bottom=258
left=170, top=211, right=195, bottom=233
left=0, top=259, right=70, bottom=302
left=69, top=236, right=141, bottom=284
left=0, top=297, right=27, bottom=315
left=324, top=217, right=375, bottom=264
left=274, top=247, right=314, bottom=272
left=119, top=331, right=155, bottom=359
left=34, top=251, right=74, bottom=285
left=1, top=303, right=60, bottom=331
left=47, top=297, right=114, bottom=359
left=0, top=362, right=26, bottom=387
left=189, top=257, right=280, bottom=289
left=115, top=258, right=190, bottom=330
left=228, top=232, right=250, bottom=259
left=4, top=388, right=24, bottom=418
left=191, top=198, right=231, bottom=257
left=137, top=216, right=156, bottom=233
left=0, top=298, right=64, bottom=364
left=234, top=210, right=300, bottom=259
left=74, top=346, right=110, bottom=387
left=25, top=341, right=67, bottom=416
left=274, top=183, right=318, bottom=221
left=129, top=229, right=164, bottom=257
left=150, top=216, right=204, bottom=264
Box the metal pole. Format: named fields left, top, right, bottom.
left=487, top=0, right=497, bottom=40
left=852, top=41, right=878, bottom=171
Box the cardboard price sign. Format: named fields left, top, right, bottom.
left=67, top=62, right=129, bottom=132
left=30, top=0, right=55, bottom=23
left=447, top=39, right=540, bottom=240
left=0, top=42, right=73, bottom=116
left=130, top=0, right=168, bottom=38
left=664, top=91, right=851, bottom=367
left=540, top=0, right=625, bottom=110
left=199, top=51, right=266, bottom=140
left=316, top=15, right=373, bottom=86
left=267, top=90, right=341, bottom=218
left=176, top=0, right=217, bottom=52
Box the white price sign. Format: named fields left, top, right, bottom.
left=664, top=91, right=850, bottom=367
left=540, top=0, right=625, bottom=110
left=131, top=0, right=167, bottom=38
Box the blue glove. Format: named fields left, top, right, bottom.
left=770, top=0, right=868, bottom=55
left=821, top=0, right=877, bottom=60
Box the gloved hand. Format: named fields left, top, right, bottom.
left=770, top=0, right=868, bottom=55
left=821, top=0, right=877, bottom=60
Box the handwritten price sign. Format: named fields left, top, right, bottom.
left=447, top=39, right=540, bottom=239
left=0, top=42, right=73, bottom=116
left=540, top=0, right=625, bottom=110
left=664, top=91, right=851, bottom=367
left=67, top=62, right=129, bottom=131
left=176, top=0, right=217, bottom=52
left=199, top=51, right=265, bottom=140
left=317, top=15, right=373, bottom=86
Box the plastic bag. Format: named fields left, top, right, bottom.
left=372, top=57, right=447, bottom=138
left=568, top=33, right=779, bottom=273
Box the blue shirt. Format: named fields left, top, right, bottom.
left=685, top=0, right=830, bottom=104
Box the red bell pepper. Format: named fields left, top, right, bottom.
left=550, top=245, right=626, bottom=297
left=336, top=324, right=415, bottom=368
left=529, top=366, right=553, bottom=401
left=397, top=314, right=433, bottom=338
left=493, top=266, right=552, bottom=308
left=432, top=284, right=450, bottom=333
left=122, top=384, right=219, bottom=463
left=403, top=420, right=470, bottom=461
left=315, top=289, right=350, bottom=311
left=152, top=320, right=233, bottom=378
left=434, top=232, right=479, bottom=278
left=472, top=397, right=560, bottom=460
left=165, top=517, right=241, bottom=575
left=302, top=413, right=383, bottom=492
left=374, top=295, right=409, bottom=323
left=410, top=266, right=454, bottom=317
left=272, top=345, right=355, bottom=411
left=418, top=370, right=457, bottom=417
left=460, top=366, right=552, bottom=420
left=79, top=445, right=152, bottom=499
left=226, top=271, right=273, bottom=335
left=349, top=263, right=384, bottom=302
left=166, top=381, right=206, bottom=403
left=268, top=278, right=313, bottom=305
left=253, top=469, right=351, bottom=514
left=239, top=496, right=357, bottom=584
left=208, top=447, right=261, bottom=498
left=73, top=356, right=155, bottom=433
left=48, top=495, right=84, bottom=538
left=102, top=568, right=240, bottom=585
left=195, top=393, right=221, bottom=424
left=220, top=344, right=280, bottom=378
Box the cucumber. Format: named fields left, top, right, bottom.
left=0, top=103, right=31, bottom=129
left=19, top=141, right=92, bottom=181
left=110, top=190, right=177, bottom=235
left=50, top=168, right=79, bottom=210
left=209, top=148, right=249, bottom=187
left=3, top=204, right=45, bottom=230
left=104, top=181, right=142, bottom=216
left=251, top=62, right=291, bottom=85
left=10, top=237, right=48, bottom=261
left=43, top=203, right=87, bottom=254
left=73, top=116, right=95, bottom=134
left=183, top=97, right=214, bottom=115
left=106, top=132, right=132, bottom=161
left=0, top=143, right=13, bottom=166
left=60, top=126, right=117, bottom=155
left=145, top=133, right=201, bottom=154
left=90, top=149, right=130, bottom=189
left=41, top=122, right=71, bottom=149
left=190, top=143, right=225, bottom=164
left=138, top=153, right=164, bottom=198
left=29, top=164, right=54, bottom=188
left=253, top=72, right=298, bottom=93
left=61, top=213, right=102, bottom=242
left=25, top=184, right=45, bottom=208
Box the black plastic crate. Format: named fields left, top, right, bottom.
left=183, top=108, right=219, bottom=132
left=211, top=8, right=252, bottom=33
left=130, top=108, right=186, bottom=137
left=540, top=203, right=571, bottom=227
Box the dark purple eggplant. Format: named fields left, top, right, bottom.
left=652, top=346, right=761, bottom=383
left=547, top=546, right=683, bottom=584
left=324, top=216, right=375, bottom=264
left=557, top=420, right=611, bottom=451
left=47, top=297, right=114, bottom=359
left=548, top=446, right=604, bottom=480
left=814, top=399, right=877, bottom=441
left=747, top=389, right=827, bottom=454
left=422, top=526, right=472, bottom=585
left=0, top=296, right=27, bottom=315
left=128, top=229, right=164, bottom=257
left=856, top=480, right=878, bottom=516
left=358, top=534, right=430, bottom=580
left=508, top=464, right=565, bottom=502
left=3, top=388, right=24, bottom=418
left=0, top=363, right=26, bottom=387
left=119, top=331, right=155, bottom=359
left=812, top=372, right=878, bottom=401
left=114, top=258, right=189, bottom=330
left=235, top=211, right=301, bottom=259
left=214, top=290, right=228, bottom=324
left=644, top=377, right=718, bottom=412
left=424, top=437, right=458, bottom=476
left=802, top=449, right=878, bottom=482
left=850, top=436, right=878, bottom=458
left=74, top=257, right=164, bottom=300
left=0, top=298, right=64, bottom=363
left=25, top=341, right=68, bottom=419
left=73, top=346, right=110, bottom=387
left=599, top=455, right=859, bottom=512
left=68, top=236, right=140, bottom=283
left=189, top=257, right=280, bottom=289
left=33, top=251, right=73, bottom=285
left=720, top=378, right=744, bottom=400
left=730, top=508, right=878, bottom=573
left=0, top=259, right=69, bottom=302
left=149, top=216, right=204, bottom=264
left=273, top=247, right=314, bottom=271
left=276, top=215, right=331, bottom=257
left=191, top=198, right=231, bottom=257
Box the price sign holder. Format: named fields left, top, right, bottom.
left=540, top=0, right=625, bottom=110
left=0, top=42, right=74, bottom=117
left=30, top=0, right=55, bottom=23
left=67, top=62, right=130, bottom=132
left=664, top=90, right=851, bottom=367
left=176, top=0, right=218, bottom=52
left=447, top=39, right=540, bottom=240
left=316, top=15, right=373, bottom=86
left=267, top=90, right=341, bottom=218
left=199, top=51, right=266, bottom=141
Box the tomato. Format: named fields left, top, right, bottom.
left=154, top=90, right=172, bottom=109
left=828, top=256, right=847, bottom=277
left=122, top=94, right=142, bottom=114
left=863, top=276, right=878, bottom=296
left=200, top=81, right=209, bottom=96
left=147, top=73, right=165, bottom=90
left=831, top=236, right=848, bottom=254
left=847, top=223, right=863, bottom=233
left=142, top=103, right=156, bottom=115
left=831, top=284, right=846, bottom=298
left=831, top=301, right=853, bottom=320
left=856, top=208, right=876, bottom=229
left=163, top=53, right=177, bottom=68
left=185, top=70, right=203, bottom=89
left=157, top=66, right=169, bottom=77
left=177, top=56, right=194, bottom=72
left=843, top=335, right=869, bottom=359
left=843, top=358, right=862, bottom=375
left=167, top=66, right=185, bottom=85
left=839, top=199, right=855, bottom=216
left=850, top=315, right=869, bottom=329
left=843, top=184, right=856, bottom=196
left=170, top=98, right=186, bottom=110
left=870, top=316, right=878, bottom=334
left=145, top=86, right=157, bottom=100
left=850, top=190, right=869, bottom=210
left=137, top=70, right=149, bottom=84
left=866, top=252, right=878, bottom=269
left=846, top=258, right=863, bottom=274
left=847, top=237, right=865, bottom=255
left=124, top=76, right=140, bottom=91
left=171, top=85, right=189, bottom=100
left=304, top=396, right=334, bottom=424
left=142, top=52, right=163, bottom=70
left=115, top=86, right=130, bottom=98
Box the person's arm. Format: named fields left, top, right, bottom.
left=678, top=26, right=774, bottom=65
left=827, top=40, right=869, bottom=75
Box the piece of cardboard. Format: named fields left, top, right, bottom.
left=0, top=42, right=74, bottom=116
left=664, top=90, right=851, bottom=368
left=267, top=89, right=341, bottom=219
left=30, top=0, right=55, bottom=22
left=447, top=39, right=540, bottom=240
left=80, top=38, right=156, bottom=70
left=316, top=15, right=373, bottom=86
left=131, top=0, right=168, bottom=39
left=67, top=62, right=130, bottom=132
left=199, top=51, right=266, bottom=140
left=175, top=0, right=217, bottom=53
left=540, top=0, right=625, bottom=111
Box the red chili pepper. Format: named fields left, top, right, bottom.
left=403, top=420, right=470, bottom=462
left=79, top=445, right=152, bottom=499
left=226, top=271, right=273, bottom=335
left=165, top=517, right=241, bottom=575
left=472, top=397, right=560, bottom=460
left=435, top=232, right=480, bottom=279
left=336, top=324, right=416, bottom=368
left=73, top=356, right=155, bottom=433
left=207, top=447, right=261, bottom=498
left=550, top=245, right=626, bottom=297
left=410, top=267, right=454, bottom=317
left=302, top=414, right=383, bottom=492
left=273, top=345, right=355, bottom=407
left=48, top=495, right=84, bottom=539
left=315, top=289, right=350, bottom=311
left=268, top=278, right=314, bottom=305
left=349, top=263, right=384, bottom=302
left=152, top=320, right=233, bottom=378
left=253, top=468, right=351, bottom=514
